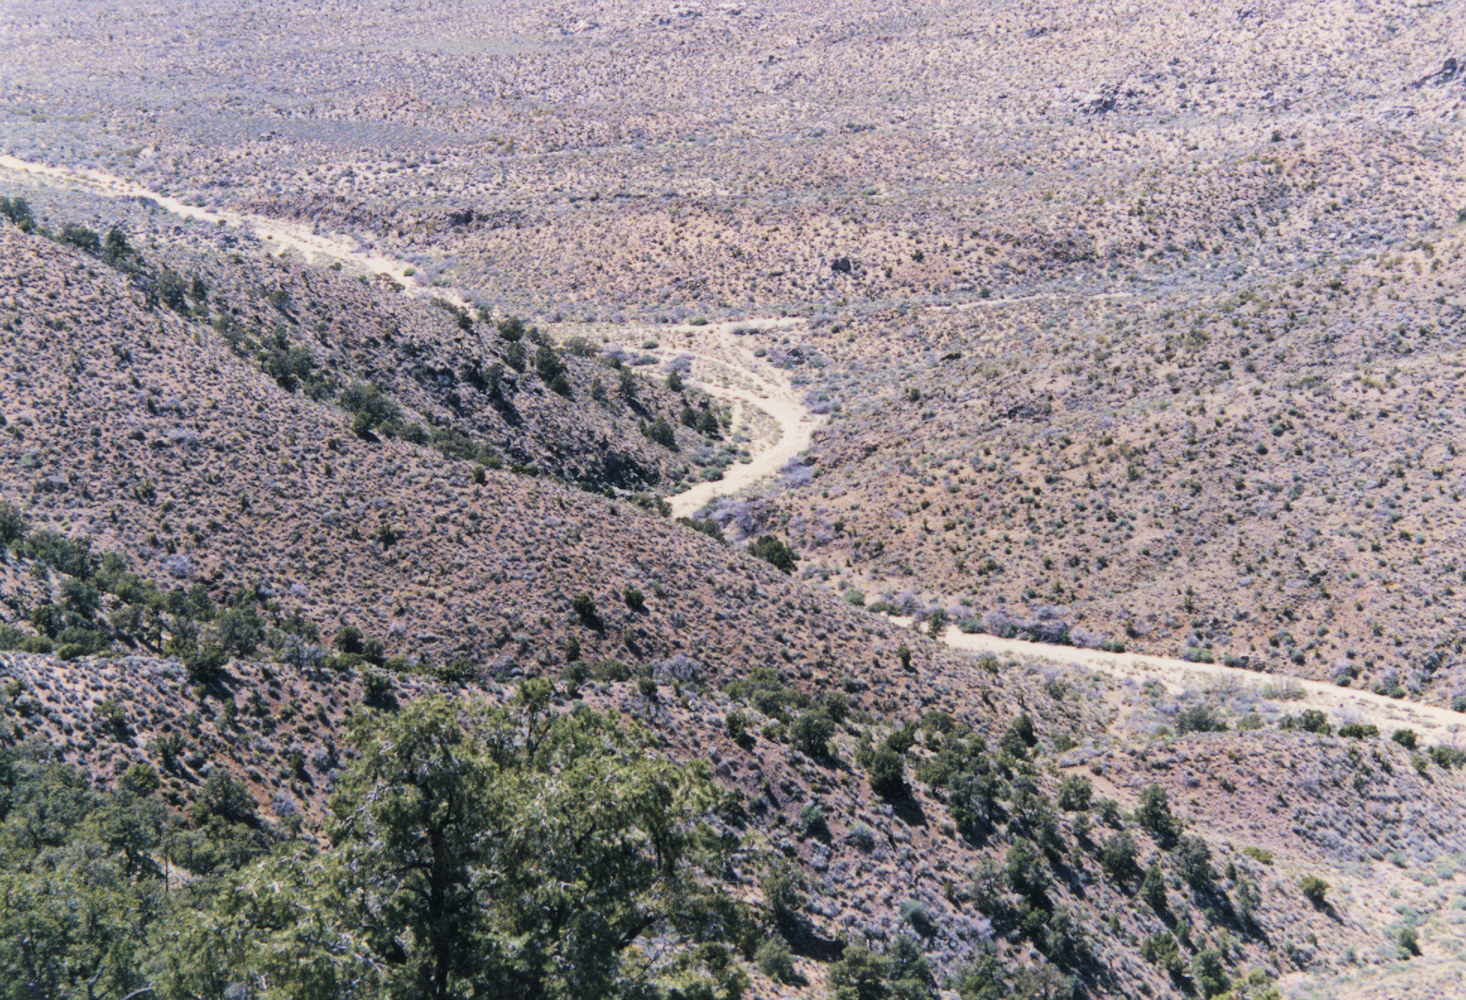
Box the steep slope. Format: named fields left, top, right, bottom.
left=5, top=641, right=1464, bottom=1000
left=0, top=222, right=945, bottom=692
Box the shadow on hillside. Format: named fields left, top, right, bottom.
left=784, top=919, right=845, bottom=963
left=490, top=394, right=523, bottom=427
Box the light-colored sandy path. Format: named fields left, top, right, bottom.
left=591, top=318, right=827, bottom=519
left=0, top=153, right=470, bottom=309
left=4, top=151, right=821, bottom=515
left=895, top=616, right=1466, bottom=745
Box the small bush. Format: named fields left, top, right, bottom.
left=593, top=659, right=631, bottom=682
left=1391, top=728, right=1418, bottom=750
left=798, top=804, right=828, bottom=839
left=1176, top=704, right=1227, bottom=734
left=1191, top=948, right=1230, bottom=998
left=754, top=937, right=797, bottom=984
left=1299, top=874, right=1328, bottom=905
left=1141, top=933, right=1184, bottom=978
left=1136, top=784, right=1180, bottom=848
left=725, top=710, right=753, bottom=747
left=362, top=670, right=391, bottom=707
left=0, top=500, right=27, bottom=546
left=747, top=535, right=799, bottom=573
left=1141, top=863, right=1168, bottom=912
left=791, top=711, right=836, bottom=761
left=868, top=745, right=907, bottom=800
left=1174, top=835, right=1214, bottom=892
left=1057, top=774, right=1092, bottom=811
left=1297, top=709, right=1332, bottom=735
left=1398, top=925, right=1420, bottom=956
left=1100, top=830, right=1139, bottom=882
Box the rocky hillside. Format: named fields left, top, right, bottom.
left=5, top=639, right=1464, bottom=999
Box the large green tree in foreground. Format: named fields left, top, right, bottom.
left=0, top=686, right=747, bottom=1000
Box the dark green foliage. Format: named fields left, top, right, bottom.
left=1100, top=830, right=1139, bottom=882
left=212, top=600, right=264, bottom=657
left=948, top=767, right=1002, bottom=834
left=0, top=195, right=35, bottom=229
left=505, top=340, right=527, bottom=371
left=1174, top=835, right=1215, bottom=892
left=1056, top=774, right=1091, bottom=811
left=1235, top=874, right=1260, bottom=928
left=998, top=714, right=1036, bottom=760
left=1299, top=709, right=1332, bottom=734
left=1391, top=728, right=1418, bottom=750
left=573, top=592, right=599, bottom=625
left=1338, top=722, right=1379, bottom=739
left=120, top=761, right=161, bottom=797
left=1175, top=704, right=1228, bottom=734
left=1299, top=874, right=1329, bottom=905
left=828, top=938, right=935, bottom=1000
left=0, top=746, right=170, bottom=999
left=644, top=417, right=677, bottom=449
left=748, top=534, right=799, bottom=574
left=534, top=343, right=566, bottom=384
left=212, top=696, right=748, bottom=1000
left=262, top=342, right=320, bottom=393
left=102, top=227, right=132, bottom=265
left=339, top=381, right=400, bottom=436
left=622, top=586, right=646, bottom=612
left=1009, top=963, right=1077, bottom=1000
left=1191, top=948, right=1230, bottom=998
left=1136, top=784, right=1180, bottom=848
left=799, top=803, right=828, bottom=838
left=334, top=624, right=364, bottom=655
left=362, top=670, right=392, bottom=707
left=723, top=666, right=808, bottom=721
left=884, top=724, right=916, bottom=756
left=764, top=857, right=804, bottom=932
left=755, top=936, right=796, bottom=984
left=823, top=692, right=851, bottom=724
left=948, top=946, right=1004, bottom=1000
left=678, top=516, right=725, bottom=541
left=1010, top=713, right=1036, bottom=746
left=918, top=734, right=1000, bottom=834
left=896, top=645, right=912, bottom=669
left=868, top=745, right=907, bottom=800
left=1430, top=745, right=1466, bottom=769
left=1398, top=924, right=1420, bottom=956
left=1141, top=863, right=1168, bottom=912
left=724, top=710, right=753, bottom=747
left=593, top=659, right=631, bottom=682
left=19, top=530, right=96, bottom=579
left=791, top=710, right=836, bottom=761
left=1004, top=838, right=1048, bottom=905
left=58, top=223, right=101, bottom=254
left=1141, top=933, right=1185, bottom=978
left=156, top=269, right=188, bottom=312
left=1039, top=908, right=1087, bottom=968
left=0, top=501, right=26, bottom=546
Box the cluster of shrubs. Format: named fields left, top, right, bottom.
left=0, top=201, right=211, bottom=315
left=0, top=501, right=392, bottom=683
